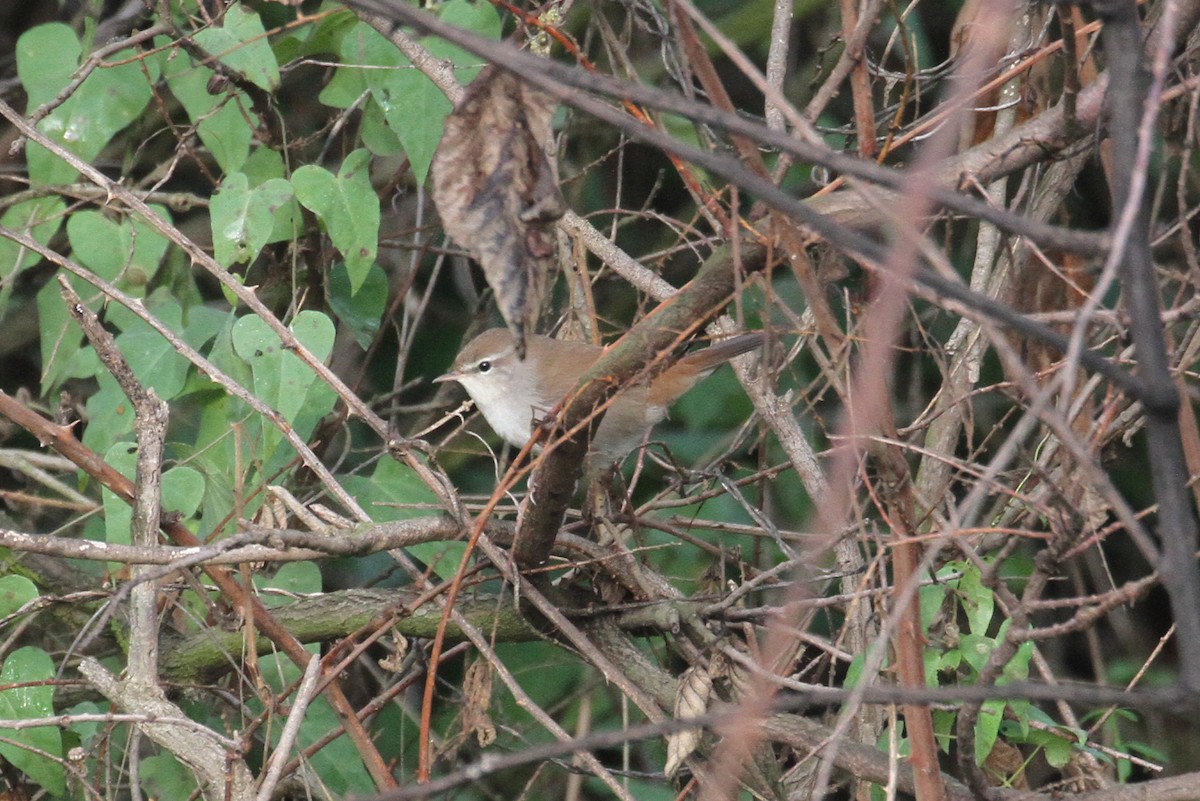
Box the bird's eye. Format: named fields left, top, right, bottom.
left=477, top=360, right=492, bottom=373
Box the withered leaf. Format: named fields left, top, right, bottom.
left=664, top=665, right=712, bottom=779
left=432, top=66, right=565, bottom=358
left=461, top=657, right=497, bottom=748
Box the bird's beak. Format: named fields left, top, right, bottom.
left=433, top=371, right=457, bottom=384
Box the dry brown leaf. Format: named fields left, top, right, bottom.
left=432, top=66, right=564, bottom=358
left=983, top=738, right=1029, bottom=789
left=462, top=657, right=497, bottom=748
left=665, top=665, right=713, bottom=779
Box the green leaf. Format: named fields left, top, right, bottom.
left=365, top=57, right=450, bottom=185
left=0, top=647, right=65, bottom=796
left=193, top=5, right=280, bottom=91
left=102, top=444, right=205, bottom=547
left=318, top=51, right=367, bottom=109
left=140, top=753, right=201, bottom=799
left=111, top=294, right=191, bottom=400
left=923, top=645, right=940, bottom=687
left=1009, top=724, right=1076, bottom=768
left=229, top=311, right=337, bottom=480
left=918, top=573, right=947, bottom=633
left=36, top=280, right=86, bottom=391
left=292, top=150, right=379, bottom=292
left=931, top=709, right=955, bottom=752
left=38, top=207, right=171, bottom=393
left=937, top=648, right=961, bottom=672
left=1084, top=706, right=1137, bottom=725
left=67, top=209, right=169, bottom=287
left=61, top=701, right=104, bottom=753
left=498, top=640, right=587, bottom=706
left=404, top=0, right=501, bottom=178
left=0, top=576, right=38, bottom=617
left=1039, top=731, right=1074, bottom=768
left=255, top=562, right=321, bottom=607
left=18, top=26, right=157, bottom=184
left=257, top=654, right=376, bottom=796
left=334, top=2, right=500, bottom=183
left=935, top=560, right=965, bottom=582
left=163, top=467, right=206, bottom=519
left=1007, top=699, right=1034, bottom=738
left=843, top=652, right=867, bottom=689
left=161, top=38, right=252, bottom=172
left=231, top=310, right=335, bottom=424
left=957, top=562, right=994, bottom=636
left=360, top=95, right=403, bottom=156
left=673, top=367, right=754, bottom=430
left=0, top=196, right=64, bottom=319
left=958, top=633, right=995, bottom=676
left=68, top=212, right=133, bottom=282
left=433, top=0, right=503, bottom=70
left=242, top=148, right=300, bottom=243
left=241, top=144, right=286, bottom=181
left=81, top=373, right=135, bottom=456
left=183, top=305, right=231, bottom=354
left=328, top=262, right=386, bottom=349
left=1127, top=739, right=1168, bottom=764
left=1002, top=638, right=1034, bottom=683
left=340, top=459, right=453, bottom=578
left=189, top=392, right=254, bottom=539
left=298, top=8, right=359, bottom=57
left=16, top=24, right=79, bottom=107
left=211, top=172, right=294, bottom=266
left=974, top=698, right=1004, bottom=765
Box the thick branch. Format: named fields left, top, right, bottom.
left=0, top=518, right=481, bottom=565
left=80, top=658, right=255, bottom=801
left=514, top=240, right=767, bottom=565
left=160, top=588, right=540, bottom=683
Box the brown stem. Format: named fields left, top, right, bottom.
left=515, top=240, right=767, bottom=566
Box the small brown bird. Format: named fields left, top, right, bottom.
left=436, top=328, right=762, bottom=464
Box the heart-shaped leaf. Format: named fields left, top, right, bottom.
left=231, top=310, right=335, bottom=425
left=102, top=443, right=206, bottom=547
left=328, top=262, right=386, bottom=349
left=194, top=5, right=280, bottom=91
left=161, top=36, right=251, bottom=172
left=292, top=150, right=378, bottom=293
left=330, top=2, right=500, bottom=182
left=18, top=24, right=157, bottom=185
left=211, top=172, right=294, bottom=266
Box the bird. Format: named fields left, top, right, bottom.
left=435, top=327, right=762, bottom=464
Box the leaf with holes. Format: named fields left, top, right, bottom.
left=211, top=172, right=294, bottom=266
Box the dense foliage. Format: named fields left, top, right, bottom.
left=0, top=1, right=1198, bottom=800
